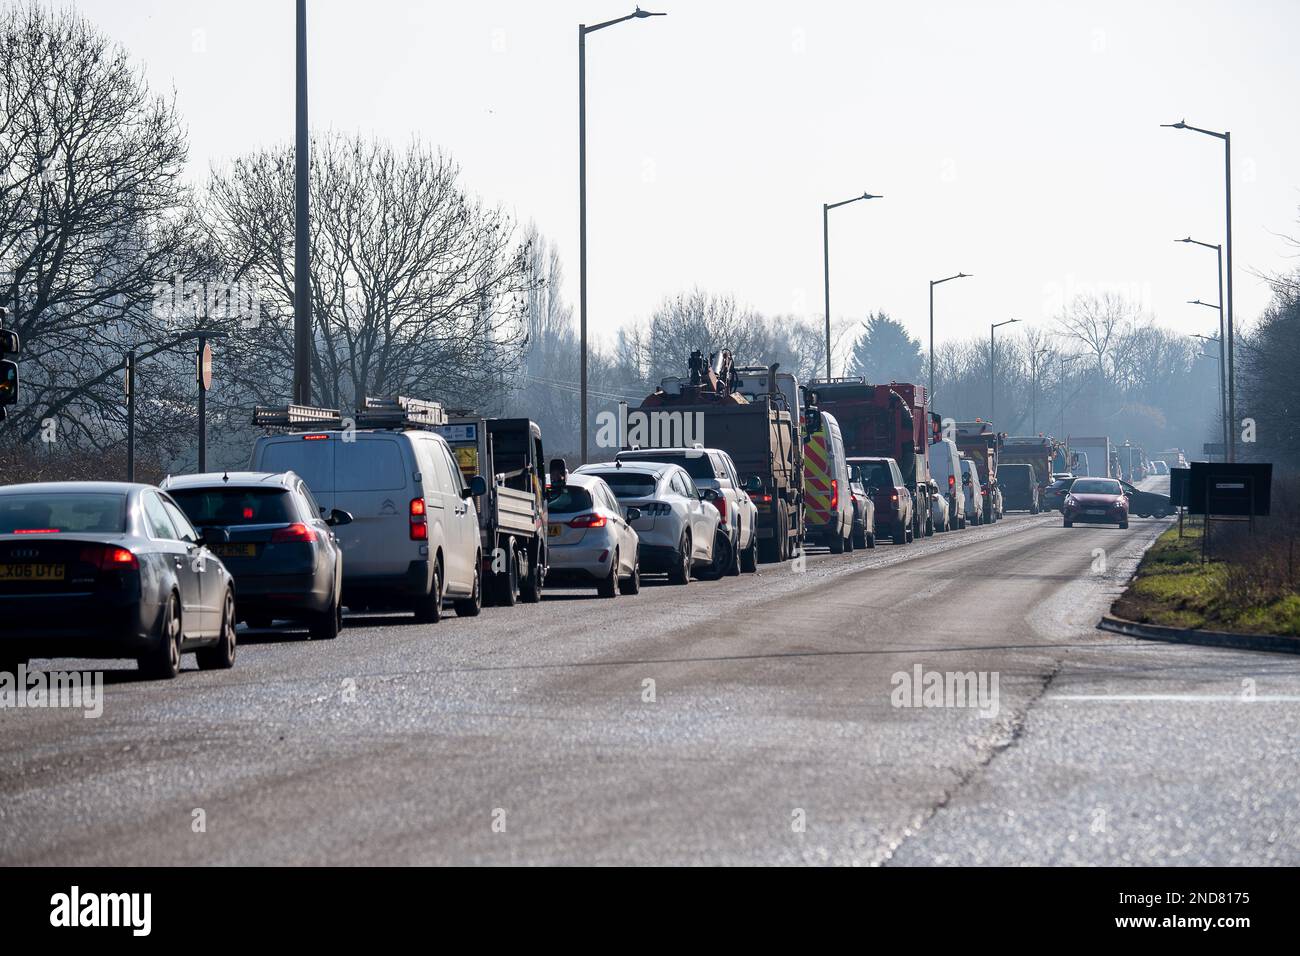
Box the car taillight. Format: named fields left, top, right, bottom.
left=891, top=492, right=898, bottom=501
left=79, top=544, right=139, bottom=571
left=949, top=475, right=956, bottom=490
left=568, top=513, right=607, bottom=529
left=410, top=497, right=427, bottom=540
left=749, top=492, right=772, bottom=504
left=829, top=479, right=838, bottom=511
left=271, top=522, right=316, bottom=543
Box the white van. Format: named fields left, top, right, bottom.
left=803, top=410, right=855, bottom=552
left=959, top=458, right=983, bottom=526
left=928, top=439, right=966, bottom=529
left=250, top=427, right=485, bottom=622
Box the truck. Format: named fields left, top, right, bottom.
left=953, top=421, right=1004, bottom=523
left=804, top=378, right=935, bottom=538
left=1068, top=435, right=1113, bottom=477
left=999, top=435, right=1067, bottom=493
left=638, top=351, right=804, bottom=563
left=436, top=414, right=549, bottom=605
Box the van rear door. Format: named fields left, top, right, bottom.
left=333, top=434, right=416, bottom=580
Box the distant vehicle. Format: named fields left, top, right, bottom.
left=959, top=459, right=984, bottom=525
left=1062, top=478, right=1129, bottom=529
left=954, top=421, right=1003, bottom=523
left=162, top=471, right=350, bottom=639
left=802, top=409, right=855, bottom=553
left=574, top=461, right=717, bottom=584
left=850, top=456, right=913, bottom=545
left=928, top=478, right=951, bottom=532
left=616, top=445, right=758, bottom=574
left=250, top=399, right=486, bottom=623
left=998, top=463, right=1041, bottom=513
left=544, top=472, right=640, bottom=597
left=0, top=482, right=236, bottom=679
left=928, top=438, right=967, bottom=529
left=1151, top=461, right=1170, bottom=476
left=1068, top=436, right=1113, bottom=477
left=1043, top=475, right=1076, bottom=512
left=1117, top=478, right=1172, bottom=518
left=847, top=466, right=877, bottom=549
left=1001, top=435, right=1065, bottom=498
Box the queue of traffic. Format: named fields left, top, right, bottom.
left=0, top=363, right=1173, bottom=680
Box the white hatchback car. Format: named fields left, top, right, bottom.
left=575, top=461, right=717, bottom=585
left=544, top=473, right=640, bottom=597
left=928, top=478, right=951, bottom=532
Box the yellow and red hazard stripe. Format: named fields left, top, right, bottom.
left=804, top=431, right=836, bottom=526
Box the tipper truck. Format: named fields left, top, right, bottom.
left=954, top=420, right=1004, bottom=523
left=637, top=351, right=805, bottom=563
left=804, top=378, right=935, bottom=538
left=1000, top=435, right=1066, bottom=493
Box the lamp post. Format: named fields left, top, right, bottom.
left=1177, top=236, right=1229, bottom=456
left=1163, top=120, right=1235, bottom=460
left=293, top=0, right=312, bottom=405
left=990, top=318, right=1019, bottom=426
left=822, top=191, right=881, bottom=379
left=1058, top=353, right=1084, bottom=439
left=1188, top=301, right=1229, bottom=457
left=578, top=6, right=665, bottom=464
left=929, top=272, right=971, bottom=399
left=1030, top=346, right=1050, bottom=434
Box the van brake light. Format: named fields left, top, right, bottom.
left=410, top=497, right=427, bottom=540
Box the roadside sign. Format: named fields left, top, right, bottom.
left=1168, top=467, right=1189, bottom=508
left=1187, top=461, right=1272, bottom=517
left=198, top=342, right=213, bottom=391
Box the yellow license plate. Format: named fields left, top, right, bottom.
left=0, top=563, right=65, bottom=581
left=214, top=543, right=257, bottom=557
left=547, top=524, right=562, bottom=538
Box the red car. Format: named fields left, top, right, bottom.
left=1061, top=478, right=1129, bottom=529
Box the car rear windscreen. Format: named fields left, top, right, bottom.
left=590, top=471, right=657, bottom=498
left=169, top=488, right=296, bottom=526
left=0, top=493, right=127, bottom=534
left=854, top=462, right=893, bottom=487
left=622, top=453, right=713, bottom=480
left=546, top=486, right=593, bottom=514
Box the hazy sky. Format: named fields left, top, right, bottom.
left=57, top=0, right=1300, bottom=356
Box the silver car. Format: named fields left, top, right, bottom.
left=575, top=461, right=717, bottom=585
left=545, top=474, right=640, bottom=597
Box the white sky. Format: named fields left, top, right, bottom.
left=58, top=0, right=1300, bottom=353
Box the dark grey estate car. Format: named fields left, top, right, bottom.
left=0, top=481, right=236, bottom=679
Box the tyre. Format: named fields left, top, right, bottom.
left=892, top=519, right=907, bottom=546
left=866, top=531, right=876, bottom=549
left=309, top=590, right=342, bottom=641
left=597, top=549, right=619, bottom=598
left=139, top=592, right=182, bottom=680
left=413, top=561, right=443, bottom=623
left=906, top=524, right=915, bottom=543
left=852, top=518, right=867, bottom=550
left=725, top=531, right=742, bottom=576
left=619, top=553, right=641, bottom=594
left=704, top=531, right=731, bottom=579
left=669, top=532, right=691, bottom=585
left=495, top=547, right=520, bottom=607
left=740, top=535, right=758, bottom=573
left=197, top=588, right=238, bottom=669
left=844, top=524, right=855, bottom=553
left=454, top=558, right=483, bottom=616
left=829, top=528, right=844, bottom=553
left=925, top=514, right=935, bottom=537
left=520, top=546, right=543, bottom=603
left=1120, top=519, right=1129, bottom=530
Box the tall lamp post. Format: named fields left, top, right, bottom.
left=578, top=6, right=665, bottom=464
left=292, top=0, right=312, bottom=405
left=822, top=191, right=882, bottom=379
left=1030, top=346, right=1050, bottom=433
left=1191, top=326, right=1229, bottom=458
left=928, top=272, right=971, bottom=399
left=990, top=318, right=1019, bottom=426
left=1163, top=119, right=1235, bottom=460
left=1058, top=353, right=1084, bottom=439
left=1177, top=236, right=1228, bottom=456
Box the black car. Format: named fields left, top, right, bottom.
left=1043, top=475, right=1075, bottom=511
left=0, top=482, right=236, bottom=679
left=162, top=471, right=350, bottom=639
left=1117, top=479, right=1172, bottom=518
left=998, top=463, right=1040, bottom=513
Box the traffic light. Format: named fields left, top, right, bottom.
left=0, top=307, right=19, bottom=408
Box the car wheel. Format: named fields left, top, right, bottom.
left=725, top=529, right=742, bottom=576
left=829, top=528, right=844, bottom=553
left=669, top=532, right=691, bottom=585
left=139, top=591, right=182, bottom=680
left=309, top=590, right=342, bottom=641
left=597, top=548, right=619, bottom=598
left=866, top=530, right=876, bottom=549
left=520, top=546, right=543, bottom=603
left=1120, top=519, right=1129, bottom=530
left=413, top=561, right=443, bottom=623
left=891, top=520, right=906, bottom=545
left=198, top=588, right=238, bottom=669
left=620, top=553, right=641, bottom=594
left=852, top=518, right=866, bottom=549
left=495, top=547, right=520, bottom=607
left=845, top=523, right=855, bottom=553
left=925, top=513, right=935, bottom=537
left=454, top=557, right=483, bottom=616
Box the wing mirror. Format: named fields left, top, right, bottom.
left=464, top=474, right=489, bottom=499
left=743, top=475, right=762, bottom=493
left=625, top=507, right=642, bottom=521
left=325, top=508, right=353, bottom=526
left=700, top=488, right=719, bottom=502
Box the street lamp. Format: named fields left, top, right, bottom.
left=1030, top=346, right=1050, bottom=434
left=293, top=0, right=311, bottom=405
left=823, top=191, right=882, bottom=379
left=1163, top=120, right=1236, bottom=460
left=990, top=318, right=1019, bottom=426
left=1190, top=325, right=1229, bottom=457
left=578, top=6, right=665, bottom=464
left=1177, top=236, right=1229, bottom=458
left=929, top=272, right=971, bottom=399
left=1058, top=353, right=1084, bottom=439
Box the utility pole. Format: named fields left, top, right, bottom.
left=293, top=0, right=312, bottom=405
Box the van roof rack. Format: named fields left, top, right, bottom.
left=356, top=395, right=447, bottom=429
left=252, top=404, right=343, bottom=430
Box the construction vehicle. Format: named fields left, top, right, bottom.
left=953, top=420, right=1004, bottom=523
left=436, top=413, right=549, bottom=605
left=638, top=351, right=804, bottom=563
left=804, top=378, right=935, bottom=538
left=1000, top=435, right=1067, bottom=493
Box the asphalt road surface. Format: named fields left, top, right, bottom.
left=3, top=477, right=1297, bottom=865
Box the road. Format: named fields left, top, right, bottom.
left=3, top=478, right=1298, bottom=865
